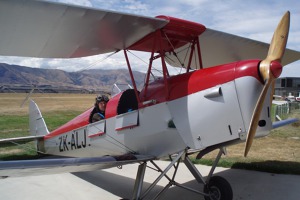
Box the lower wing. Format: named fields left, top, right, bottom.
left=0, top=154, right=154, bottom=178
left=272, top=118, right=299, bottom=129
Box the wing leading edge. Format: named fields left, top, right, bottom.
left=0, top=154, right=154, bottom=178
left=0, top=0, right=168, bottom=58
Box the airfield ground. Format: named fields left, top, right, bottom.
left=1, top=160, right=300, bottom=200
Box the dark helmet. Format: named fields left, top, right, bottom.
left=95, top=94, right=109, bottom=103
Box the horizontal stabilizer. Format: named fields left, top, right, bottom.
left=0, top=135, right=44, bottom=147
left=272, top=118, right=299, bottom=129
left=0, top=154, right=154, bottom=178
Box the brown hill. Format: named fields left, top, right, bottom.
left=0, top=63, right=145, bottom=93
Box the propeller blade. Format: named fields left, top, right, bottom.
left=267, top=11, right=290, bottom=62
left=244, top=12, right=290, bottom=157
left=244, top=79, right=272, bottom=157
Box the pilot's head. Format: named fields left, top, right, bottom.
left=95, top=94, right=109, bottom=111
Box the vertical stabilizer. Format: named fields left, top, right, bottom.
left=29, top=100, right=49, bottom=136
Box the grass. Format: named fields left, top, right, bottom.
left=191, top=155, right=300, bottom=175
left=0, top=93, right=94, bottom=160
left=43, top=110, right=83, bottom=131
left=0, top=111, right=82, bottom=160
left=0, top=115, right=28, bottom=138
left=0, top=93, right=300, bottom=175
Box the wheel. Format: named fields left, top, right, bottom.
left=203, top=176, right=233, bottom=200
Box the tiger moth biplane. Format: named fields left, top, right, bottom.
left=0, top=1, right=300, bottom=200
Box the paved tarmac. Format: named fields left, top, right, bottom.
left=1, top=160, right=300, bottom=200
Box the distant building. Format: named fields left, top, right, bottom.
left=0, top=84, right=107, bottom=94
left=275, top=77, right=300, bottom=97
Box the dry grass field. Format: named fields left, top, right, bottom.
left=1, top=93, right=300, bottom=174
left=0, top=93, right=98, bottom=158
left=0, top=93, right=96, bottom=115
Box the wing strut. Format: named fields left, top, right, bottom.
left=124, top=50, right=141, bottom=105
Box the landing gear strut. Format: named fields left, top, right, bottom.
left=131, top=148, right=233, bottom=200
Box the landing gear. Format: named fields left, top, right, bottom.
left=131, top=147, right=233, bottom=200
left=204, top=176, right=233, bottom=200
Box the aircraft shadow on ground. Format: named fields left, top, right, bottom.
left=73, top=169, right=242, bottom=200
left=73, top=163, right=300, bottom=200
left=73, top=171, right=203, bottom=200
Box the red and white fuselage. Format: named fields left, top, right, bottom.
left=40, top=59, right=272, bottom=158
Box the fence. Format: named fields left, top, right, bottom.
left=273, top=102, right=299, bottom=121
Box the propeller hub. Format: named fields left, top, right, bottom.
left=270, top=61, right=283, bottom=78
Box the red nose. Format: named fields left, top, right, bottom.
left=270, top=61, right=282, bottom=78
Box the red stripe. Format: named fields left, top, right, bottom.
left=88, top=132, right=105, bottom=138
left=115, top=124, right=138, bottom=131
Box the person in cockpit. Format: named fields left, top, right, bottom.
left=89, top=94, right=109, bottom=123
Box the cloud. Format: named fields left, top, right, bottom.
left=0, top=0, right=299, bottom=77
left=54, top=0, right=92, bottom=7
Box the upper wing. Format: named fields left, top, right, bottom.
left=165, top=28, right=300, bottom=69
left=1, top=1, right=299, bottom=68
left=0, top=154, right=154, bottom=178
left=0, top=0, right=167, bottom=58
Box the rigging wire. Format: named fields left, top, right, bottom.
left=163, top=31, right=185, bottom=70
left=126, top=50, right=163, bottom=82
left=76, top=50, right=119, bottom=73
left=8, top=141, right=45, bottom=155
left=162, top=31, right=196, bottom=75
left=92, top=125, right=136, bottom=153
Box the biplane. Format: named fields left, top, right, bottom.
left=0, top=1, right=300, bottom=200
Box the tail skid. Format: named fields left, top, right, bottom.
left=29, top=100, right=49, bottom=136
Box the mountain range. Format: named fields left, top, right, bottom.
left=0, top=63, right=145, bottom=93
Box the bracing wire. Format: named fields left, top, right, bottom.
left=92, top=125, right=136, bottom=153
left=162, top=31, right=196, bottom=75
left=76, top=50, right=119, bottom=73
left=163, top=31, right=185, bottom=69
left=126, top=50, right=163, bottom=82
left=9, top=141, right=45, bottom=155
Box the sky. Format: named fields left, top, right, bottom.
left=0, top=0, right=299, bottom=77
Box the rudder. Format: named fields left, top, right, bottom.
left=29, top=100, right=49, bottom=136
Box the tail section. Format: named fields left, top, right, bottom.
left=0, top=100, right=47, bottom=148
left=29, top=100, right=49, bottom=136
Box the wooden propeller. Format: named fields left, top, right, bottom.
left=244, top=11, right=290, bottom=157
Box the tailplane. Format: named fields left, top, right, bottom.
left=29, top=100, right=49, bottom=136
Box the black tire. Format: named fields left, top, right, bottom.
left=203, top=176, right=233, bottom=200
